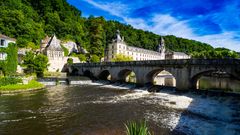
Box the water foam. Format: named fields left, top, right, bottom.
left=87, top=82, right=240, bottom=134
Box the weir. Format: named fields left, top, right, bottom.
left=67, top=59, right=240, bottom=90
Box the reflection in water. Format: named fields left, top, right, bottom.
left=0, top=84, right=239, bottom=135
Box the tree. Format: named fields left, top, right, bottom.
left=0, top=0, right=232, bottom=61
left=5, top=43, right=18, bottom=75
left=23, top=52, right=48, bottom=77
left=112, top=54, right=133, bottom=62
left=33, top=54, right=48, bottom=77
left=23, top=51, right=35, bottom=74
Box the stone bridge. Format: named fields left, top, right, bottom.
left=67, top=59, right=240, bottom=90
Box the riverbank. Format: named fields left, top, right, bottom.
left=0, top=80, right=45, bottom=95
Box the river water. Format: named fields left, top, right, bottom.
left=0, top=82, right=240, bottom=135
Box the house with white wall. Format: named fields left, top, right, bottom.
left=0, top=34, right=16, bottom=60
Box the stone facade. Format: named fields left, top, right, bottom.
left=104, top=30, right=191, bottom=61
left=0, top=34, right=16, bottom=60
left=104, top=30, right=165, bottom=62
left=41, top=35, right=80, bottom=72
left=69, top=59, right=240, bottom=90
left=166, top=51, right=191, bottom=59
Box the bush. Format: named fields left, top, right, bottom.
left=0, top=77, right=22, bottom=86
left=67, top=58, right=73, bottom=64
left=23, top=52, right=49, bottom=77
left=125, top=121, right=152, bottom=135
left=90, top=54, right=100, bottom=62
left=78, top=54, right=87, bottom=62
left=112, top=54, right=133, bottom=62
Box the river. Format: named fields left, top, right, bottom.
left=0, top=82, right=240, bottom=135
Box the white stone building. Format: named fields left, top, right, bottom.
left=0, top=34, right=16, bottom=60
left=41, top=35, right=80, bottom=72
left=165, top=51, right=191, bottom=59
left=104, top=30, right=165, bottom=62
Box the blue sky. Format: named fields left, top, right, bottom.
left=67, top=0, right=240, bottom=51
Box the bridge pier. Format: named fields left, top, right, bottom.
left=175, top=78, right=192, bottom=91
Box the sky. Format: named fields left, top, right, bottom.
left=67, top=0, right=240, bottom=51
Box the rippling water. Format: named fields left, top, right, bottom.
left=0, top=83, right=240, bottom=135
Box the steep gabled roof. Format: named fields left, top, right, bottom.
left=46, top=35, right=63, bottom=51
left=0, top=34, right=16, bottom=42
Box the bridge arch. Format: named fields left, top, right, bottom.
left=146, top=69, right=176, bottom=87
left=98, top=70, right=111, bottom=80
left=118, top=69, right=136, bottom=83
left=83, top=70, right=95, bottom=79
left=191, top=69, right=240, bottom=90
left=70, top=68, right=79, bottom=76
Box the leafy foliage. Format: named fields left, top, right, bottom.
left=34, top=54, right=49, bottom=77
left=5, top=43, right=18, bottom=75
left=191, top=48, right=239, bottom=59
left=90, top=54, right=100, bottom=63
left=0, top=43, right=18, bottom=76
left=67, top=58, right=73, bottom=64
left=0, top=77, right=22, bottom=86
left=0, top=0, right=237, bottom=61
left=112, top=54, right=133, bottom=62
left=61, top=45, right=69, bottom=56
left=78, top=54, right=87, bottom=62
left=23, top=52, right=49, bottom=77
left=125, top=121, right=152, bottom=135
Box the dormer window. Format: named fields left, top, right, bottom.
left=0, top=39, right=5, bottom=47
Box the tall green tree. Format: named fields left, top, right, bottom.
left=33, top=54, right=48, bottom=77
left=23, top=52, right=48, bottom=77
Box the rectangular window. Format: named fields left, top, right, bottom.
left=0, top=53, right=7, bottom=60
left=0, top=39, right=5, bottom=46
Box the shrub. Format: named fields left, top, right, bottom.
left=0, top=77, right=22, bottom=86
left=112, top=54, right=133, bottom=62
left=78, top=54, right=87, bottom=62
left=67, top=58, right=73, bottom=64
left=90, top=54, right=100, bottom=62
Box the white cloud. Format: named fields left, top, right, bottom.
left=82, top=0, right=129, bottom=17
left=125, top=14, right=240, bottom=51
left=82, top=0, right=240, bottom=51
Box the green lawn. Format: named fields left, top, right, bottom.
left=0, top=80, right=44, bottom=91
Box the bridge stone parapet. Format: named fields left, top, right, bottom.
left=69, top=59, right=240, bottom=90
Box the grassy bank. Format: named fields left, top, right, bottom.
left=0, top=80, right=44, bottom=91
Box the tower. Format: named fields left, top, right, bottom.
left=157, top=37, right=165, bottom=59
left=116, top=30, right=122, bottom=42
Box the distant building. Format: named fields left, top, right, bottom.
left=0, top=34, right=16, bottom=60
left=165, top=51, right=190, bottom=59
left=104, top=30, right=165, bottom=62
left=41, top=35, right=80, bottom=72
